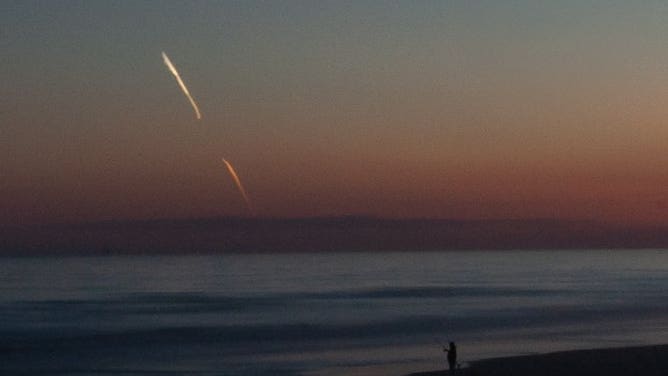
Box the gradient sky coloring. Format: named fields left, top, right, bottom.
left=4, top=1, right=668, bottom=225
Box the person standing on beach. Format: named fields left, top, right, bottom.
left=443, top=342, right=457, bottom=373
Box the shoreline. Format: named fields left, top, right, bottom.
left=407, top=344, right=668, bottom=376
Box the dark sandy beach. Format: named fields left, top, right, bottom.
left=408, top=344, right=668, bottom=376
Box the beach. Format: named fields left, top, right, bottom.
left=409, top=344, right=668, bottom=376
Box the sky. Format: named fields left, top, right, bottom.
left=3, top=1, right=668, bottom=225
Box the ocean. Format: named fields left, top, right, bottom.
left=2, top=250, right=668, bottom=375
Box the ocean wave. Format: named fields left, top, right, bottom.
left=4, top=302, right=668, bottom=351
left=1, top=286, right=562, bottom=316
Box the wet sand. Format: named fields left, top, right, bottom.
left=408, top=344, right=668, bottom=376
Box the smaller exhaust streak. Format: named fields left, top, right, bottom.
left=222, top=158, right=254, bottom=216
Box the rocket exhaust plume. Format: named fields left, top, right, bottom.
left=161, top=51, right=202, bottom=120
left=222, top=158, right=254, bottom=216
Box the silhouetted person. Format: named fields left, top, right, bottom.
left=443, top=342, right=457, bottom=373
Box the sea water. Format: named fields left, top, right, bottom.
left=2, top=250, right=668, bottom=375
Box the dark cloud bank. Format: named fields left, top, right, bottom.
left=2, top=217, right=668, bottom=255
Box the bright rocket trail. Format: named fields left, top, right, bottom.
left=222, top=158, right=254, bottom=216
left=161, top=51, right=202, bottom=120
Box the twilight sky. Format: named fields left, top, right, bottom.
left=3, top=1, right=668, bottom=225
